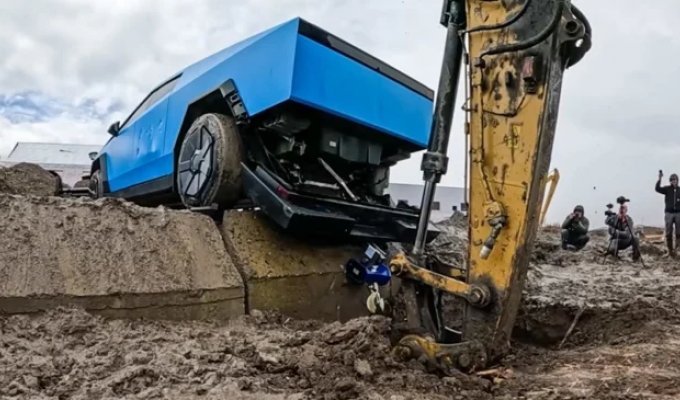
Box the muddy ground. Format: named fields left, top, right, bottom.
left=2, top=218, right=678, bottom=399
left=0, top=162, right=61, bottom=196
left=1, top=165, right=679, bottom=399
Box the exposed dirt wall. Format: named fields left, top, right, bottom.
left=0, top=195, right=245, bottom=319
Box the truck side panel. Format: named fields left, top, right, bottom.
left=157, top=19, right=300, bottom=185
left=101, top=17, right=434, bottom=194
left=291, top=34, right=432, bottom=148
left=105, top=19, right=299, bottom=193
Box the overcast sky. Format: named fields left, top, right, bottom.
left=1, top=0, right=679, bottom=227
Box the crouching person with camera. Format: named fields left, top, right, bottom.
left=605, top=200, right=641, bottom=261
left=561, top=205, right=590, bottom=251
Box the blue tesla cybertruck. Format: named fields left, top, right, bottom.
left=91, top=17, right=437, bottom=242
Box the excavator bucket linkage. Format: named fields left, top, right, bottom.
left=382, top=0, right=592, bottom=373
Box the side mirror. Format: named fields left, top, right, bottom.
left=108, top=121, right=121, bottom=136
left=88, top=151, right=98, bottom=161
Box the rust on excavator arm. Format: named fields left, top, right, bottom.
left=391, top=0, right=591, bottom=371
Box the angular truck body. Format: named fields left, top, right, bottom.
left=93, top=17, right=438, bottom=243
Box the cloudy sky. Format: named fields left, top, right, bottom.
left=1, top=0, right=678, bottom=227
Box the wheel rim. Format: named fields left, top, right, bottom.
left=178, top=125, right=214, bottom=202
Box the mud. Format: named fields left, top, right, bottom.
left=509, top=255, right=680, bottom=399
left=1, top=196, right=680, bottom=398
left=426, top=211, right=468, bottom=267
left=0, top=308, right=492, bottom=400
left=0, top=162, right=61, bottom=196
left=3, top=247, right=678, bottom=400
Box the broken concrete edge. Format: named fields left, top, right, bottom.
left=0, top=287, right=245, bottom=321
left=0, top=193, right=244, bottom=320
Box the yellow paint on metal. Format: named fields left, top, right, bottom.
left=389, top=252, right=471, bottom=298
left=463, top=0, right=574, bottom=352
left=539, top=168, right=560, bottom=226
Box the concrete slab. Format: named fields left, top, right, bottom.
left=0, top=195, right=245, bottom=320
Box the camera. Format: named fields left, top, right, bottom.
left=604, top=203, right=615, bottom=216
left=616, top=196, right=630, bottom=205
left=604, top=196, right=630, bottom=216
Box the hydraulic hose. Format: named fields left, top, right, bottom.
left=480, top=0, right=565, bottom=58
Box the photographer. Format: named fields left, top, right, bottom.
left=604, top=199, right=641, bottom=261
left=561, top=205, right=590, bottom=251
left=655, top=170, right=680, bottom=257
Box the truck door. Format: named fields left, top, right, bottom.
left=105, top=75, right=181, bottom=192
left=104, top=119, right=138, bottom=192
left=133, top=98, right=170, bottom=183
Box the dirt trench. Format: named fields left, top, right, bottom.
left=1, top=165, right=680, bottom=399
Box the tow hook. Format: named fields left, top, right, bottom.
left=344, top=244, right=391, bottom=314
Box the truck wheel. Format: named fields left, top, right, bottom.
left=177, top=113, right=244, bottom=208
left=90, top=170, right=104, bottom=198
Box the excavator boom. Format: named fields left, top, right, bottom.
left=383, top=0, right=592, bottom=372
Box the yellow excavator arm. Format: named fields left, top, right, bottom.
left=384, top=0, right=591, bottom=373
left=540, top=168, right=560, bottom=226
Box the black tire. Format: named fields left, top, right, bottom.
left=90, top=170, right=104, bottom=198
left=176, top=113, right=244, bottom=208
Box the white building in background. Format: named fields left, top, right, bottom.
left=1, top=142, right=101, bottom=187
left=386, top=182, right=466, bottom=222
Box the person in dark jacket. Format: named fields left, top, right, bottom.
left=561, top=205, right=590, bottom=250
left=605, top=204, right=640, bottom=261
left=655, top=170, right=680, bottom=257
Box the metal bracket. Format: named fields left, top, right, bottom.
left=188, top=203, right=223, bottom=221
left=440, top=0, right=465, bottom=27
left=219, top=80, right=248, bottom=124
left=480, top=202, right=508, bottom=259
left=389, top=252, right=491, bottom=307
left=393, top=335, right=488, bottom=374
left=421, top=151, right=449, bottom=181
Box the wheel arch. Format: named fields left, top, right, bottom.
left=172, top=79, right=249, bottom=193
left=89, top=153, right=111, bottom=194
